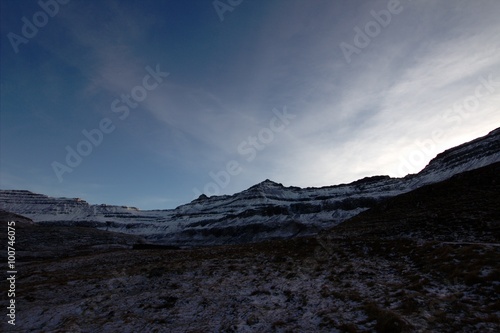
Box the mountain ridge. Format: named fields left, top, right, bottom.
left=1, top=127, right=499, bottom=246
left=8, top=160, right=500, bottom=332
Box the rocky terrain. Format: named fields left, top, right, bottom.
left=1, top=162, right=499, bottom=332
left=0, top=210, right=146, bottom=262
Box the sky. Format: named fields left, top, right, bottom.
left=1, top=0, right=499, bottom=210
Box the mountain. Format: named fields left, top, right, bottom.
left=9, top=161, right=500, bottom=333
left=327, top=161, right=500, bottom=243
left=0, top=210, right=146, bottom=261
left=1, top=127, right=499, bottom=246
left=406, top=126, right=500, bottom=186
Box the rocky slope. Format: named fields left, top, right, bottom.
left=330, top=162, right=500, bottom=243
left=1, top=127, right=499, bottom=246
left=0, top=210, right=146, bottom=261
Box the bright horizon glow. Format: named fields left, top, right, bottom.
left=1, top=0, right=499, bottom=210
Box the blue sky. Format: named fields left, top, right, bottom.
left=1, top=0, right=499, bottom=209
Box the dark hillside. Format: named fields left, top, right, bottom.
left=331, top=162, right=500, bottom=243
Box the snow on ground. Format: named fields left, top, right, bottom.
left=9, top=237, right=499, bottom=333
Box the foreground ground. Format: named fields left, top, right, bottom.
left=2, top=236, right=498, bottom=333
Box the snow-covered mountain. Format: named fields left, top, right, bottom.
left=1, top=128, right=499, bottom=246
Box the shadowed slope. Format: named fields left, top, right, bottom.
left=331, top=162, right=500, bottom=243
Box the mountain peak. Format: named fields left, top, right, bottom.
left=248, top=179, right=284, bottom=190
left=260, top=179, right=282, bottom=186
left=190, top=193, right=209, bottom=203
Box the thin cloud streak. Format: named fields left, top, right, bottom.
left=1, top=0, right=499, bottom=209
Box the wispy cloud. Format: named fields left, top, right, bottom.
left=1, top=0, right=499, bottom=209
